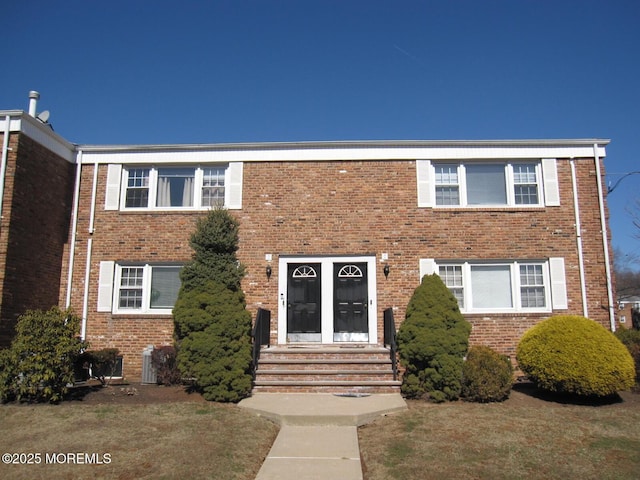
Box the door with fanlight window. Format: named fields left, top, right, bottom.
left=286, top=263, right=322, bottom=342
left=280, top=257, right=376, bottom=344
left=333, top=263, right=369, bottom=342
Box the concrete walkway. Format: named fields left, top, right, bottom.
left=238, top=393, right=407, bottom=480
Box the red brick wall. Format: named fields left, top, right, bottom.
left=64, top=157, right=615, bottom=379
left=0, top=132, right=75, bottom=346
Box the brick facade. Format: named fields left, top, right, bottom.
left=59, top=150, right=616, bottom=380
left=0, top=131, right=75, bottom=346
left=0, top=115, right=617, bottom=382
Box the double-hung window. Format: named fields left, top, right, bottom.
left=431, top=260, right=554, bottom=313
left=118, top=165, right=231, bottom=210
left=105, top=162, right=242, bottom=211
left=114, top=264, right=182, bottom=314
left=429, top=161, right=545, bottom=207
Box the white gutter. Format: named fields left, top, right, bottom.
left=81, top=238, right=92, bottom=340
left=81, top=162, right=100, bottom=340
left=0, top=115, right=11, bottom=223
left=88, top=160, right=99, bottom=233
left=65, top=150, right=83, bottom=308
left=593, top=143, right=616, bottom=331
left=570, top=159, right=588, bottom=317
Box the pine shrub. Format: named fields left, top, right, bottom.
left=174, top=282, right=253, bottom=401
left=461, top=346, right=513, bottom=402
left=397, top=274, right=471, bottom=402
left=173, top=207, right=253, bottom=402
left=0, top=307, right=86, bottom=403
left=179, top=208, right=245, bottom=291
left=517, top=315, right=635, bottom=397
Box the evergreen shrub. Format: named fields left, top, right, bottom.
left=179, top=208, right=245, bottom=291
left=174, top=282, right=253, bottom=401
left=461, top=346, right=513, bottom=402
left=173, top=208, right=252, bottom=402
left=517, top=315, right=635, bottom=397
left=397, top=274, right=471, bottom=402
left=0, top=307, right=86, bottom=403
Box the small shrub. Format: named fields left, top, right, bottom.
left=151, top=346, right=182, bottom=386
left=461, top=346, right=514, bottom=402
left=85, top=348, right=121, bottom=386
left=517, top=315, right=635, bottom=397
left=397, top=274, right=471, bottom=402
left=614, top=327, right=640, bottom=389
left=1, top=307, right=87, bottom=403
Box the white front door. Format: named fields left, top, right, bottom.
left=277, top=256, right=378, bottom=344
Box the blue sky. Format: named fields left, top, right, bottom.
left=2, top=1, right=639, bottom=267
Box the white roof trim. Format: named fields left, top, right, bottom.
left=0, top=112, right=75, bottom=162
left=80, top=142, right=608, bottom=165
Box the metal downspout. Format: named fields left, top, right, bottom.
left=66, top=150, right=83, bottom=309
left=570, top=159, right=588, bottom=317
left=81, top=162, right=100, bottom=340
left=0, top=115, right=12, bottom=225
left=593, top=143, right=616, bottom=331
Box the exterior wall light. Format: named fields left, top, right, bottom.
left=266, top=265, right=272, bottom=280
left=383, top=264, right=390, bottom=278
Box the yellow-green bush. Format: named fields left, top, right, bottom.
left=516, top=315, right=635, bottom=397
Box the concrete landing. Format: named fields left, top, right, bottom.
left=238, top=392, right=407, bottom=426
left=238, top=393, right=407, bottom=480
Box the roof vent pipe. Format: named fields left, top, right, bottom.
left=28, top=91, right=40, bottom=117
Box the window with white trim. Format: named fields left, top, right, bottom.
left=120, top=165, right=228, bottom=210
left=434, top=260, right=552, bottom=313
left=431, top=161, right=544, bottom=207
left=114, top=264, right=182, bottom=314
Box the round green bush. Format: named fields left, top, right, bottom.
left=461, top=346, right=514, bottom=402
left=516, top=315, right=635, bottom=397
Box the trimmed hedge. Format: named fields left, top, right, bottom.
left=516, top=315, right=635, bottom=397
left=461, top=346, right=513, bottom=403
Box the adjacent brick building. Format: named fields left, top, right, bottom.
left=0, top=96, right=618, bottom=390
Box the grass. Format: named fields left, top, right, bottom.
left=358, top=391, right=640, bottom=480
left=0, top=402, right=278, bottom=480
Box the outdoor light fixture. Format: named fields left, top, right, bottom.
left=383, top=264, right=390, bottom=278
left=266, top=265, right=272, bottom=280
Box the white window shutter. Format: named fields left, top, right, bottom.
left=542, top=159, right=560, bottom=206
left=549, top=257, right=568, bottom=309
left=419, top=258, right=436, bottom=280
left=416, top=160, right=433, bottom=207
left=105, top=164, right=122, bottom=210
left=227, top=162, right=243, bottom=209
left=97, top=261, right=115, bottom=312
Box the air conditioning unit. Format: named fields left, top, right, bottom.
left=141, top=345, right=157, bottom=384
